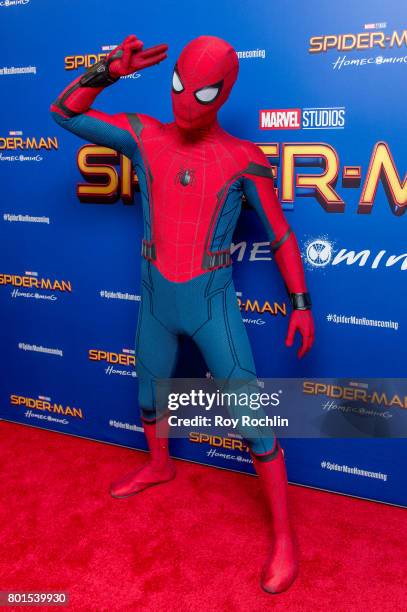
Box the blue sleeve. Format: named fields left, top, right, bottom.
left=51, top=109, right=138, bottom=160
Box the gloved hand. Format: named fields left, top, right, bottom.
left=285, top=310, right=315, bottom=358
left=107, top=34, right=168, bottom=78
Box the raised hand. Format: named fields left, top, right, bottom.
left=107, top=34, right=168, bottom=78
left=285, top=310, right=315, bottom=359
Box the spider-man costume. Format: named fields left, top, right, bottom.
left=51, top=34, right=314, bottom=594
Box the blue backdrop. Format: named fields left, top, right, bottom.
left=1, top=0, right=406, bottom=506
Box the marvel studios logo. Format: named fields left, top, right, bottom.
left=259, top=107, right=346, bottom=130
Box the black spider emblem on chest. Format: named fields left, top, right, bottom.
left=175, top=166, right=196, bottom=187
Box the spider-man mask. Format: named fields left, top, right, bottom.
left=171, top=35, right=239, bottom=131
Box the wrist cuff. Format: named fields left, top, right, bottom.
left=289, top=292, right=312, bottom=310
left=79, top=59, right=119, bottom=88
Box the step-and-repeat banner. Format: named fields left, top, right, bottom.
left=1, top=0, right=406, bottom=506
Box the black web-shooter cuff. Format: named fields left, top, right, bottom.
left=79, top=49, right=123, bottom=88
left=288, top=292, right=312, bottom=310
left=53, top=51, right=123, bottom=118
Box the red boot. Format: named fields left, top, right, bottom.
left=251, top=444, right=298, bottom=594
left=110, top=416, right=175, bottom=498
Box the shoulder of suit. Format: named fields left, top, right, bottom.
left=238, top=139, right=269, bottom=165
left=124, top=112, right=164, bottom=137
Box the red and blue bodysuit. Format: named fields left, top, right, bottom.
left=51, top=35, right=314, bottom=594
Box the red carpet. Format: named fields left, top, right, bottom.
left=1, top=421, right=406, bottom=611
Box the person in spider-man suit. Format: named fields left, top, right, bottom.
left=51, top=34, right=314, bottom=594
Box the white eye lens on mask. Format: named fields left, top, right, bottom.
left=194, top=86, right=219, bottom=103
left=172, top=70, right=184, bottom=93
